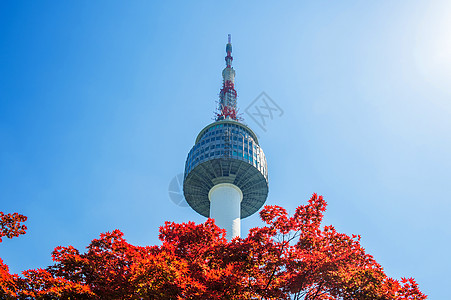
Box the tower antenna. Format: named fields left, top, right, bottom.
left=217, top=34, right=238, bottom=121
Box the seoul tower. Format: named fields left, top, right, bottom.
left=183, top=35, right=268, bottom=240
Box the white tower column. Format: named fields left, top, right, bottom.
left=208, top=183, right=243, bottom=240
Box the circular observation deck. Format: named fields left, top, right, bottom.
left=183, top=119, right=268, bottom=219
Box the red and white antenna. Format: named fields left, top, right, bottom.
left=216, top=34, right=239, bottom=121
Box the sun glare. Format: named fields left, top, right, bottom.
left=414, top=1, right=451, bottom=92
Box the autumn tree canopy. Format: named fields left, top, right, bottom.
left=0, top=194, right=426, bottom=299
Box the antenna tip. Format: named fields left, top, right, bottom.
left=228, top=34, right=231, bottom=44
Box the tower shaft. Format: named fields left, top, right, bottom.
left=209, top=183, right=243, bottom=240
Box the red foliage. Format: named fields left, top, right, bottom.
left=0, top=258, right=20, bottom=298
left=0, top=212, right=27, bottom=243
left=0, top=212, right=27, bottom=298
left=0, top=195, right=427, bottom=299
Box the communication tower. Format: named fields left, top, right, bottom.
left=183, top=35, right=269, bottom=240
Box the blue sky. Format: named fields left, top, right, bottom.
left=1, top=1, right=450, bottom=298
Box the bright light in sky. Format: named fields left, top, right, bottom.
left=414, top=1, right=451, bottom=93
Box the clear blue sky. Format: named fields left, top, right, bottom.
left=1, top=1, right=450, bottom=298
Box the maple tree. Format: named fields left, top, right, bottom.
left=0, top=212, right=27, bottom=243
left=0, top=212, right=27, bottom=298
left=0, top=194, right=426, bottom=299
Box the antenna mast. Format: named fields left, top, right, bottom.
left=216, top=34, right=238, bottom=121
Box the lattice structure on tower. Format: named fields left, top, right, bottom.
left=216, top=34, right=241, bottom=121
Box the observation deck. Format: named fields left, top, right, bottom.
left=183, top=119, right=268, bottom=218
